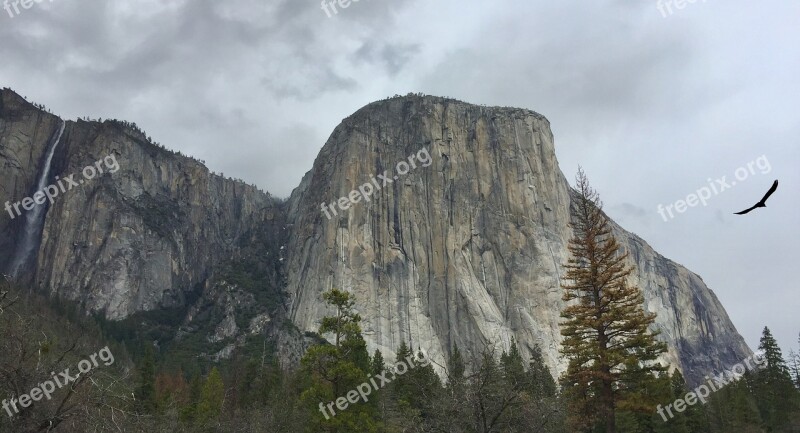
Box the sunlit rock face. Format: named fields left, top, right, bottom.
left=284, top=94, right=751, bottom=384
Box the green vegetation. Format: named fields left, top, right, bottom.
left=1, top=275, right=799, bottom=432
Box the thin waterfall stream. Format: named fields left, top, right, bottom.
left=8, top=120, right=66, bottom=278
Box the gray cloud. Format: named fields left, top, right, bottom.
left=1, top=0, right=797, bottom=354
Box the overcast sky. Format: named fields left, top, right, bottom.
left=1, top=0, right=797, bottom=355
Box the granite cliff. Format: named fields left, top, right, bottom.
left=0, top=88, right=751, bottom=383
left=284, top=94, right=751, bottom=384
left=0, top=88, right=309, bottom=365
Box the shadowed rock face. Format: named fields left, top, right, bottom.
left=285, top=94, right=751, bottom=384
left=0, top=88, right=278, bottom=319
left=0, top=88, right=750, bottom=384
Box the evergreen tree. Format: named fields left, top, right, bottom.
left=136, top=345, right=157, bottom=413
left=180, top=373, right=204, bottom=423
left=705, top=372, right=762, bottom=433
left=501, top=339, right=527, bottom=387
left=389, top=342, right=441, bottom=421
left=528, top=344, right=557, bottom=398
left=299, top=289, right=377, bottom=433
left=391, top=341, right=415, bottom=407
left=196, top=367, right=225, bottom=425
left=754, top=326, right=797, bottom=431
left=429, top=345, right=470, bottom=432
left=371, top=349, right=385, bottom=376
left=409, top=346, right=442, bottom=416
left=472, top=350, right=509, bottom=431
left=791, top=333, right=800, bottom=390
left=559, top=168, right=668, bottom=433
left=320, top=289, right=371, bottom=371
left=448, top=343, right=466, bottom=386
left=615, top=358, right=671, bottom=432
left=647, top=370, right=709, bottom=433
left=662, top=371, right=691, bottom=433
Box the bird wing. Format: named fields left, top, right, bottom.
left=758, top=180, right=779, bottom=204
left=734, top=204, right=758, bottom=215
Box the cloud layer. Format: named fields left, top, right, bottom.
left=2, top=0, right=798, bottom=353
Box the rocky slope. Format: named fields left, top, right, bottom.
left=0, top=88, right=751, bottom=384
left=285, top=94, right=751, bottom=384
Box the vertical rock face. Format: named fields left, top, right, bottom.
left=285, top=94, right=751, bottom=384
left=0, top=91, right=61, bottom=267
left=0, top=88, right=279, bottom=319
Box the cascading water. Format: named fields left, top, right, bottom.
left=8, top=120, right=66, bottom=278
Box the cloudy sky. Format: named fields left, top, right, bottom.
left=1, top=0, right=797, bottom=354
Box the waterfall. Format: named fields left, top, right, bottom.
left=8, top=120, right=66, bottom=278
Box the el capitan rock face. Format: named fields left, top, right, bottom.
left=284, top=94, right=750, bottom=384
left=0, top=89, right=750, bottom=383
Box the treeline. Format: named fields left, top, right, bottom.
left=2, top=275, right=799, bottom=432
left=120, top=288, right=568, bottom=433
left=103, top=118, right=269, bottom=194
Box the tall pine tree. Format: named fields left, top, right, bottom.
left=754, top=326, right=797, bottom=431
left=559, top=168, right=667, bottom=433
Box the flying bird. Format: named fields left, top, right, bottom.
left=734, top=180, right=779, bottom=215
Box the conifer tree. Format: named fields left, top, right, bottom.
left=472, top=350, right=509, bottom=431
left=528, top=344, right=557, bottom=398
left=299, top=289, right=376, bottom=433
left=390, top=342, right=440, bottom=417
left=559, top=168, right=668, bottom=433
left=136, top=345, right=157, bottom=413
left=389, top=341, right=416, bottom=412
left=706, top=373, right=762, bottom=432
left=371, top=349, right=385, bottom=376
left=426, top=344, right=469, bottom=431
left=448, top=344, right=466, bottom=386
left=754, top=326, right=797, bottom=431
left=501, top=339, right=527, bottom=386
left=196, top=367, right=225, bottom=425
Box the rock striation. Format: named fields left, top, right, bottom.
left=1, top=88, right=277, bottom=318
left=284, top=94, right=751, bottom=384
left=0, top=88, right=308, bottom=363
left=0, top=89, right=751, bottom=384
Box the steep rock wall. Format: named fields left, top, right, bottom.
left=0, top=89, right=278, bottom=319
left=285, top=95, right=750, bottom=384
